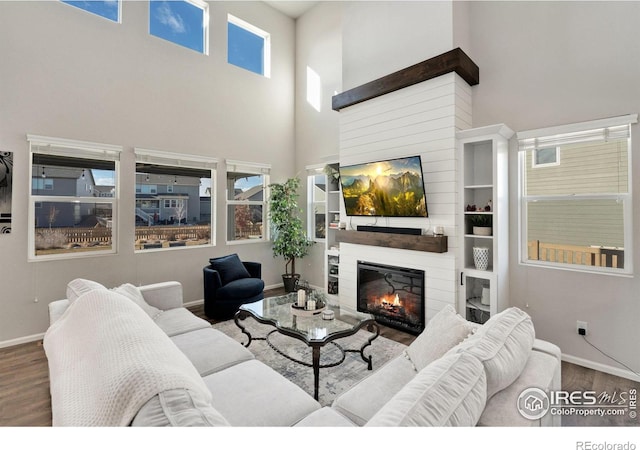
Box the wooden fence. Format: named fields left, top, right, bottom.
left=528, top=240, right=624, bottom=269
left=37, top=225, right=211, bottom=244
left=134, top=225, right=210, bottom=242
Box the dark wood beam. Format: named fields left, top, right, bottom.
left=336, top=230, right=448, bottom=253
left=332, top=47, right=479, bottom=111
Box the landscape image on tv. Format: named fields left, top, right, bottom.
left=339, top=155, right=428, bottom=217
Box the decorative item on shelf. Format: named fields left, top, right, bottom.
left=338, top=222, right=346, bottom=230
left=329, top=266, right=338, bottom=275
left=481, top=285, right=491, bottom=306
left=469, top=214, right=492, bottom=236
left=473, top=247, right=490, bottom=271
left=433, top=225, right=445, bottom=236
left=323, top=164, right=340, bottom=183
left=328, top=279, right=338, bottom=295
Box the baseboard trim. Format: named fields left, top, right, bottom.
left=0, top=332, right=45, bottom=349
left=183, top=299, right=204, bottom=308
left=562, top=353, right=640, bottom=383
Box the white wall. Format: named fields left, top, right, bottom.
left=341, top=0, right=454, bottom=90
left=294, top=2, right=343, bottom=288
left=468, top=1, right=640, bottom=379
left=0, top=1, right=295, bottom=344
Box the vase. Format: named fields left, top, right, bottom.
left=473, top=247, right=490, bottom=271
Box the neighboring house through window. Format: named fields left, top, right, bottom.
left=517, top=114, right=636, bottom=274
left=28, top=135, right=121, bottom=260
left=135, top=148, right=216, bottom=251
left=532, top=147, right=560, bottom=168
left=226, top=160, right=270, bottom=243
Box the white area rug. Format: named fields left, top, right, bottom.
left=212, top=319, right=406, bottom=406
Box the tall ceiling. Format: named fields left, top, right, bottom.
left=264, top=1, right=319, bottom=19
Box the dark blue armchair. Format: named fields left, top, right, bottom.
left=203, top=254, right=265, bottom=319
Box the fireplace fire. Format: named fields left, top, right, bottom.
left=357, top=261, right=425, bottom=334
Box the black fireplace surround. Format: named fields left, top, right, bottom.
left=357, top=261, right=425, bottom=335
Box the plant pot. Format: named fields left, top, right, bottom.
left=282, top=273, right=301, bottom=293
left=473, top=226, right=492, bottom=236
left=473, top=247, right=490, bottom=271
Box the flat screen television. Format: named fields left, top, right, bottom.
left=339, top=155, right=428, bottom=217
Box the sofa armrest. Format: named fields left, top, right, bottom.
left=533, top=339, right=561, bottom=363
left=243, top=262, right=261, bottom=279
left=140, top=281, right=183, bottom=311
left=48, top=299, right=70, bottom=326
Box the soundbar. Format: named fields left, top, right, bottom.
left=356, top=225, right=422, bottom=235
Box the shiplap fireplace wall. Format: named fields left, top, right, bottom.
left=332, top=50, right=476, bottom=323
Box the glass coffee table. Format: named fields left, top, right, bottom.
left=234, top=292, right=379, bottom=401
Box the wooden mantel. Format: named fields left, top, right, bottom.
left=336, top=230, right=448, bottom=253
left=332, top=47, right=479, bottom=111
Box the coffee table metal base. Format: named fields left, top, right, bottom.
left=234, top=311, right=379, bottom=401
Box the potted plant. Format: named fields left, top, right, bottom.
left=269, top=177, right=314, bottom=292
left=469, top=214, right=493, bottom=236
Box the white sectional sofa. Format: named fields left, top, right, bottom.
left=45, top=279, right=561, bottom=427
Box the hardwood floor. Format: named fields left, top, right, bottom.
left=1, top=289, right=637, bottom=427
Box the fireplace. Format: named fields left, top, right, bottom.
left=357, top=261, right=425, bottom=335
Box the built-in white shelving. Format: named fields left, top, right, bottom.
left=457, top=124, right=513, bottom=324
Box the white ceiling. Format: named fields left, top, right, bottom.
left=264, top=1, right=319, bottom=19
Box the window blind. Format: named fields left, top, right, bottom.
left=517, top=114, right=637, bottom=151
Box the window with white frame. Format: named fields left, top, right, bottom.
left=28, top=135, right=121, bottom=260
left=61, top=0, right=121, bottom=23
left=149, top=0, right=209, bottom=54
left=532, top=147, right=560, bottom=168
left=227, top=14, right=271, bottom=77
left=135, top=148, right=216, bottom=251
left=226, top=160, right=270, bottom=243
left=517, top=114, right=636, bottom=274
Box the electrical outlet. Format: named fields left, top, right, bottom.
left=577, top=321, right=588, bottom=336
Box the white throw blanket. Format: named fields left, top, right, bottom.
left=44, top=289, right=211, bottom=426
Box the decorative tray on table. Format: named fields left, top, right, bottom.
left=291, top=303, right=326, bottom=317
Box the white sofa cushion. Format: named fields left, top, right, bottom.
left=66, top=278, right=106, bottom=304
left=203, top=360, right=321, bottom=426
left=171, top=328, right=254, bottom=376
left=405, top=304, right=476, bottom=371
left=331, top=350, right=418, bottom=426
left=450, top=307, right=535, bottom=399
left=113, top=283, right=161, bottom=319
left=365, top=352, right=487, bottom=427
left=154, top=308, right=211, bottom=337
